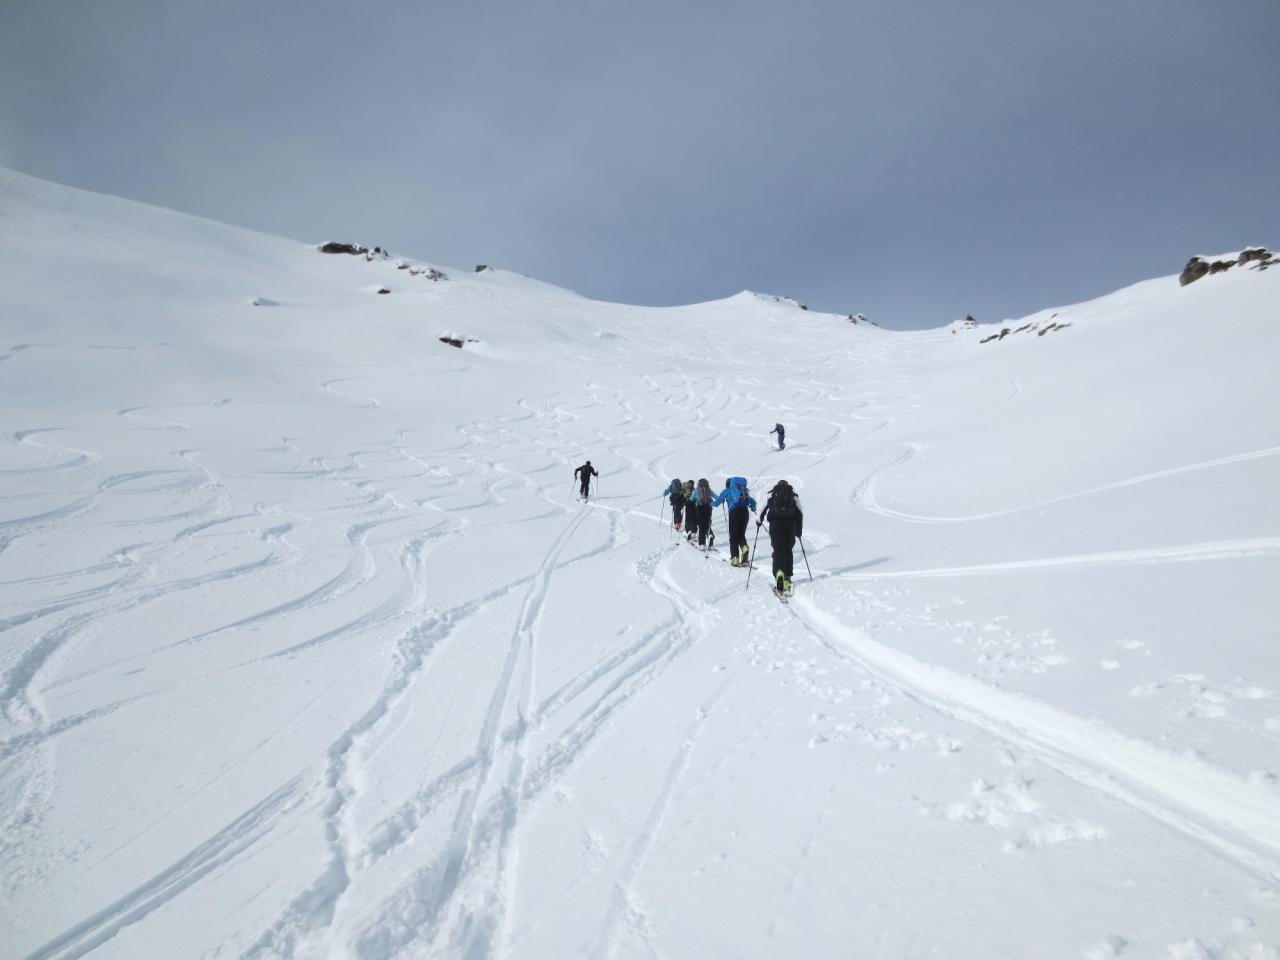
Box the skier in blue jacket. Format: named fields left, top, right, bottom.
left=711, top=477, right=757, bottom=566
left=770, top=423, right=786, bottom=450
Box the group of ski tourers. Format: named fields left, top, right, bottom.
left=572, top=424, right=802, bottom=598
left=661, top=473, right=804, bottom=598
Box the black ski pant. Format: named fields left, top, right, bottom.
left=693, top=502, right=712, bottom=545
left=728, top=506, right=750, bottom=558
left=768, top=518, right=797, bottom=579
left=579, top=481, right=590, bottom=498
left=671, top=497, right=684, bottom=527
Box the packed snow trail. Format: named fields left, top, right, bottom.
left=794, top=598, right=1280, bottom=881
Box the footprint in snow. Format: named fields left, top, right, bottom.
left=917, top=776, right=1107, bottom=852
left=1083, top=934, right=1129, bottom=959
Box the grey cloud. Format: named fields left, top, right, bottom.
left=2, top=0, right=1277, bottom=327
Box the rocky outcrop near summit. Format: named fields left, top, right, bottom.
left=318, top=241, right=449, bottom=281
left=979, top=317, right=1072, bottom=344
left=1179, top=247, right=1277, bottom=287
left=319, top=241, right=389, bottom=259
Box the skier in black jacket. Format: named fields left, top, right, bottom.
left=661, top=478, right=685, bottom=530
left=688, top=478, right=716, bottom=547
left=758, top=480, right=803, bottom=594
left=574, top=460, right=598, bottom=499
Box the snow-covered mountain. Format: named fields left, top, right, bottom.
left=1, top=167, right=1278, bottom=960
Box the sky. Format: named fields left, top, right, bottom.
left=2, top=0, right=1278, bottom=329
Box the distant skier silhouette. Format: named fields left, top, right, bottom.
left=574, top=460, right=598, bottom=499
left=771, top=423, right=786, bottom=450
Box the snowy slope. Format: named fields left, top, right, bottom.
left=1, top=167, right=1278, bottom=960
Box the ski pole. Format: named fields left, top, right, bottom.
left=799, top=535, right=812, bottom=581
left=745, top=519, right=763, bottom=590
left=659, top=496, right=665, bottom=527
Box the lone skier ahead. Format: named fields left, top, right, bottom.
left=771, top=423, right=786, bottom=450
left=758, top=480, right=803, bottom=594
left=574, top=460, right=598, bottom=499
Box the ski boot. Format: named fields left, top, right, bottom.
left=739, top=544, right=750, bottom=565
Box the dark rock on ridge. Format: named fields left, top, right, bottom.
left=320, top=242, right=368, bottom=256
left=1180, top=247, right=1276, bottom=287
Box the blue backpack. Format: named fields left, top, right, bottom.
left=727, top=476, right=748, bottom=508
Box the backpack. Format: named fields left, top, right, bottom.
left=727, top=476, right=748, bottom=508
left=770, top=480, right=797, bottom=519
left=670, top=477, right=681, bottom=497
left=697, top=479, right=712, bottom=502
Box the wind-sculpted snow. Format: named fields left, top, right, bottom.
left=1, top=168, right=1278, bottom=958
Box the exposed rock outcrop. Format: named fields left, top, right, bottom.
left=439, top=335, right=480, bottom=349
left=1180, top=247, right=1277, bottom=287
left=320, top=241, right=368, bottom=256
left=319, top=242, right=389, bottom=259
left=979, top=319, right=1072, bottom=344
left=407, top=266, right=447, bottom=281
left=319, top=243, right=449, bottom=281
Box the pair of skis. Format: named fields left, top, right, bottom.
left=682, top=530, right=715, bottom=552
left=690, top=539, right=756, bottom=570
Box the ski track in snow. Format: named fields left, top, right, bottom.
left=21, top=781, right=308, bottom=960
left=792, top=598, right=1280, bottom=882
left=858, top=440, right=1280, bottom=524
left=821, top=538, right=1280, bottom=581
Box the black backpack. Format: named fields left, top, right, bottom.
left=770, top=481, right=797, bottom=519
